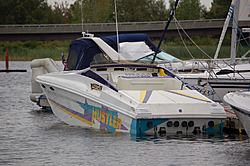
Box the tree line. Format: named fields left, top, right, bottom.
left=0, top=0, right=232, bottom=25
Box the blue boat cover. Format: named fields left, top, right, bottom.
left=66, top=33, right=159, bottom=70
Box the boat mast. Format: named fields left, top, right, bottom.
left=151, top=0, right=179, bottom=64
left=114, top=0, right=120, bottom=60
left=214, top=0, right=236, bottom=60
left=230, top=0, right=240, bottom=65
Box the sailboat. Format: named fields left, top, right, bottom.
left=178, top=0, right=250, bottom=103
left=224, top=90, right=250, bottom=137
left=207, top=0, right=250, bottom=103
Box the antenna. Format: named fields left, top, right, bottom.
left=151, top=0, right=179, bottom=64
left=114, top=0, right=120, bottom=60
left=81, top=0, right=83, bottom=33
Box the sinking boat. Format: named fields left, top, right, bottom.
left=35, top=34, right=226, bottom=135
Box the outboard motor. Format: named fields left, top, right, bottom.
left=193, top=127, right=201, bottom=134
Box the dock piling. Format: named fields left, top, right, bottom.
left=5, top=49, right=9, bottom=70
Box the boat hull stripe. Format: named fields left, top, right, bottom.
left=49, top=98, right=93, bottom=126
left=167, top=90, right=212, bottom=103
left=139, top=90, right=152, bottom=103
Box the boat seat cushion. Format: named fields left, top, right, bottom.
left=117, top=76, right=186, bottom=90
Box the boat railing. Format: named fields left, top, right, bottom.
left=189, top=58, right=250, bottom=80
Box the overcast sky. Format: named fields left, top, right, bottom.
left=47, top=0, right=213, bottom=10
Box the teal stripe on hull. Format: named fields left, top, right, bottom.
left=203, top=122, right=224, bottom=134
left=130, top=119, right=169, bottom=134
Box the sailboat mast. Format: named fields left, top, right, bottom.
left=230, top=0, right=240, bottom=65
left=214, top=0, right=236, bottom=60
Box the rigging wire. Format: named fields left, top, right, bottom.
left=231, top=16, right=250, bottom=58
left=173, top=16, right=195, bottom=59
left=173, top=17, right=213, bottom=59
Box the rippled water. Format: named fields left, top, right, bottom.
left=1, top=61, right=250, bottom=166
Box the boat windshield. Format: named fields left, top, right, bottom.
left=92, top=53, right=112, bottom=62
left=137, top=55, right=163, bottom=62
left=90, top=59, right=158, bottom=66
left=137, top=51, right=181, bottom=63
left=157, top=52, right=181, bottom=62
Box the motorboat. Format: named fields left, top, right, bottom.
left=35, top=34, right=226, bottom=135
left=30, top=33, right=206, bottom=109
left=223, top=90, right=250, bottom=137
left=36, top=62, right=226, bottom=135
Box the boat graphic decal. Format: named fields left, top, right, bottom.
left=77, top=101, right=128, bottom=131
left=139, top=90, right=153, bottom=103
left=130, top=119, right=168, bottom=134
left=167, top=90, right=212, bottom=103
left=91, top=83, right=102, bottom=91
left=203, top=122, right=224, bottom=133
left=49, top=99, right=94, bottom=126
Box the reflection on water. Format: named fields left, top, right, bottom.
left=1, top=61, right=250, bottom=166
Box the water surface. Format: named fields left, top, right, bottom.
left=1, top=61, right=250, bottom=166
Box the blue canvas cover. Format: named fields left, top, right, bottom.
left=66, top=33, right=159, bottom=70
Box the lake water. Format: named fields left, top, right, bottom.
left=1, top=61, right=250, bottom=166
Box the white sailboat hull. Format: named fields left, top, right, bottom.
left=209, top=79, right=250, bottom=102
left=224, top=91, right=250, bottom=137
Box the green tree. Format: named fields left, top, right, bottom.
left=12, top=0, right=50, bottom=24
left=174, top=0, right=205, bottom=20
left=147, top=0, right=169, bottom=21
left=203, top=0, right=231, bottom=19
left=106, top=0, right=168, bottom=23
left=0, top=0, right=70, bottom=24
left=0, top=0, right=15, bottom=24
left=51, top=2, right=71, bottom=24
left=68, top=0, right=111, bottom=23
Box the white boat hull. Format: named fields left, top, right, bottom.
left=46, top=87, right=225, bottom=135
left=224, top=91, right=250, bottom=137
left=37, top=68, right=226, bottom=135
left=209, top=79, right=250, bottom=102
